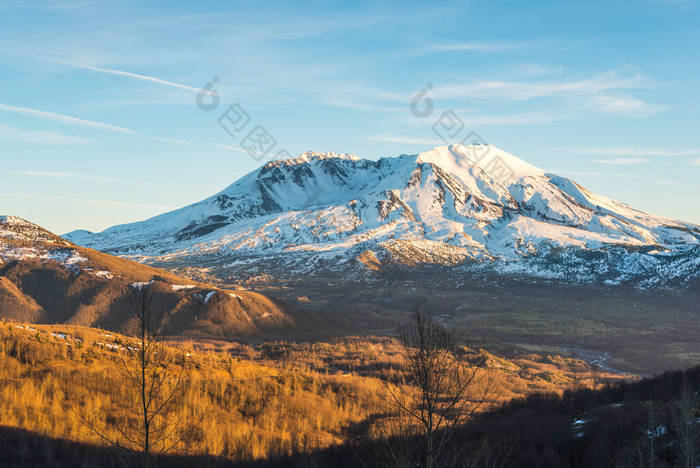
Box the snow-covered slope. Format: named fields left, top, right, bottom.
left=0, top=215, right=71, bottom=245
left=64, top=145, right=700, bottom=288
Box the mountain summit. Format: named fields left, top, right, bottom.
left=65, top=145, right=700, bottom=288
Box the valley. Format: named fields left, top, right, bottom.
left=215, top=273, right=699, bottom=376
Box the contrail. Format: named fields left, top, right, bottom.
left=0, top=102, right=192, bottom=145
left=3, top=49, right=201, bottom=92
left=0, top=102, right=137, bottom=134
left=205, top=142, right=249, bottom=154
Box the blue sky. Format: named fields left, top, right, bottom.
left=1, top=0, right=699, bottom=234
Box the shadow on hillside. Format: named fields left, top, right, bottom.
left=0, top=425, right=237, bottom=468
left=0, top=423, right=376, bottom=468
left=0, top=425, right=363, bottom=468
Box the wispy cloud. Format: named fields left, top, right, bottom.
left=0, top=102, right=192, bottom=145
left=647, top=0, right=699, bottom=5
left=425, top=41, right=525, bottom=53
left=0, top=123, right=93, bottom=144
left=588, top=94, right=665, bottom=116
left=653, top=180, right=687, bottom=187
left=0, top=102, right=136, bottom=134
left=205, top=142, right=271, bottom=160
left=553, top=170, right=640, bottom=179
left=43, top=0, right=103, bottom=10
left=432, top=72, right=647, bottom=101
left=6, top=50, right=201, bottom=92
left=150, top=136, right=192, bottom=145
left=556, top=146, right=700, bottom=157
left=3, top=193, right=175, bottom=210
left=368, top=134, right=443, bottom=145
left=692, top=158, right=700, bottom=166
left=593, top=158, right=649, bottom=165
left=455, top=110, right=572, bottom=126
left=205, top=142, right=250, bottom=154
left=0, top=0, right=103, bottom=11
left=385, top=107, right=573, bottom=128
left=552, top=170, right=687, bottom=186
left=516, top=63, right=565, bottom=77
left=3, top=170, right=118, bottom=183
left=325, top=99, right=404, bottom=113
left=354, top=72, right=658, bottom=122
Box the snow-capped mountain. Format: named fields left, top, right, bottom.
left=65, top=145, right=700, bottom=288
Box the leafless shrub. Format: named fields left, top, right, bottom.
left=83, top=285, right=191, bottom=468
left=381, top=310, right=493, bottom=468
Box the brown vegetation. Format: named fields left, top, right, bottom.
left=0, top=319, right=625, bottom=465
left=381, top=311, right=491, bottom=468
left=84, top=287, right=190, bottom=468
left=0, top=323, right=384, bottom=463
left=0, top=234, right=294, bottom=337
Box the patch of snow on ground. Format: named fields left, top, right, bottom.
left=93, top=270, right=114, bottom=279
left=204, top=291, right=216, bottom=303
left=0, top=245, right=86, bottom=271
left=645, top=425, right=667, bottom=438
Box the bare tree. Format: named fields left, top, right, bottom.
left=84, top=284, right=189, bottom=468
left=673, top=375, right=698, bottom=468
left=623, top=401, right=662, bottom=468
left=383, top=310, right=491, bottom=468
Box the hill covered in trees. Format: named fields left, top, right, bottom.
left=0, top=320, right=634, bottom=467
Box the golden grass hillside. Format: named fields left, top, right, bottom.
left=0, top=322, right=626, bottom=464
left=0, top=223, right=296, bottom=337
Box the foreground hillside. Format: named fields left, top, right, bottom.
left=0, top=216, right=293, bottom=337
left=302, top=365, right=700, bottom=468
left=0, top=323, right=622, bottom=467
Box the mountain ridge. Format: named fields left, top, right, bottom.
left=64, top=144, right=700, bottom=288
left=0, top=215, right=295, bottom=335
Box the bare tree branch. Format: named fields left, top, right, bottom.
left=381, top=310, right=492, bottom=468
